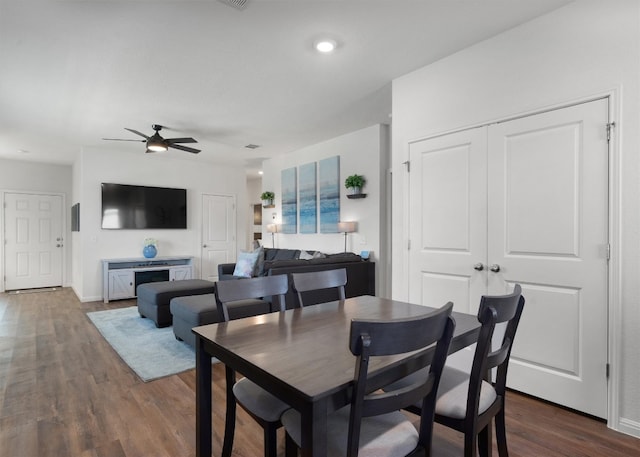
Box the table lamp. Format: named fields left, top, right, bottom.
left=266, top=223, right=279, bottom=248
left=337, top=221, right=357, bottom=252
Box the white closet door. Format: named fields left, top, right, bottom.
left=488, top=98, right=609, bottom=418
left=407, top=98, right=609, bottom=418
left=408, top=127, right=488, bottom=315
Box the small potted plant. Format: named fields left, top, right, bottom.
left=344, top=174, right=366, bottom=195
left=261, top=191, right=275, bottom=207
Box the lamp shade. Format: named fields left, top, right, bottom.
left=337, top=221, right=357, bottom=233
left=266, top=223, right=278, bottom=233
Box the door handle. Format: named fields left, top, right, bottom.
left=56, top=244, right=62, bottom=248
left=489, top=264, right=501, bottom=273
left=473, top=263, right=484, bottom=271
left=203, top=244, right=208, bottom=248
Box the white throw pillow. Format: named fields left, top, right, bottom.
left=298, top=250, right=314, bottom=260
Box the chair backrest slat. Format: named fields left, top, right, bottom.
left=214, top=275, right=289, bottom=322
left=291, top=268, right=347, bottom=307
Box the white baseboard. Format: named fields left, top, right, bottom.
left=616, top=417, right=640, bottom=439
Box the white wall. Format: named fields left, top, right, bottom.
left=0, top=157, right=73, bottom=291
left=391, top=0, right=639, bottom=436
left=75, top=149, right=247, bottom=301
left=262, top=124, right=390, bottom=297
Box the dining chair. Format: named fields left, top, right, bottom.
left=214, top=275, right=291, bottom=457
left=281, top=302, right=456, bottom=457
left=290, top=267, right=347, bottom=307
left=388, top=284, right=525, bottom=457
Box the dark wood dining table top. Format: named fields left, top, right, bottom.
left=193, top=295, right=481, bottom=457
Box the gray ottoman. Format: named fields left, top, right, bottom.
left=137, top=279, right=215, bottom=328
left=170, top=293, right=272, bottom=347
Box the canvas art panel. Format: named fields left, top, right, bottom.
left=319, top=156, right=340, bottom=233
left=299, top=162, right=317, bottom=233
left=281, top=167, right=297, bottom=233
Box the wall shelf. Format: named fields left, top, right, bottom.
left=262, top=204, right=275, bottom=208
left=346, top=194, right=367, bottom=199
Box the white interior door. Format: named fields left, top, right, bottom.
left=488, top=99, right=609, bottom=418
left=408, top=127, right=488, bottom=315
left=4, top=193, right=64, bottom=290
left=201, top=194, right=236, bottom=282
left=408, top=98, right=609, bottom=418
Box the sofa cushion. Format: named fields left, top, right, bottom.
left=137, top=279, right=215, bottom=304
left=170, top=293, right=270, bottom=325
left=264, top=248, right=300, bottom=261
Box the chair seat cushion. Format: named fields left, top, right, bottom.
left=435, top=366, right=497, bottom=419
left=383, top=365, right=497, bottom=420
left=233, top=378, right=290, bottom=422
left=281, top=406, right=418, bottom=457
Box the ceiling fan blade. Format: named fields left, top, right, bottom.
left=169, top=143, right=201, bottom=154
left=124, top=128, right=150, bottom=139
left=165, top=137, right=198, bottom=144
left=102, top=138, right=145, bottom=142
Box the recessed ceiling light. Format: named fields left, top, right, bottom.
left=245, top=144, right=260, bottom=149
left=315, top=39, right=337, bottom=53
left=258, top=171, right=263, bottom=175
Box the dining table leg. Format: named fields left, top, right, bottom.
left=300, top=399, right=328, bottom=457
left=196, top=336, right=212, bottom=457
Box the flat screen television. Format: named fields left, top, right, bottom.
left=101, top=183, right=187, bottom=229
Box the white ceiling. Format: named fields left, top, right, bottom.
left=0, top=0, right=572, bottom=176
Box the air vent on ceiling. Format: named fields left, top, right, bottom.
left=245, top=144, right=260, bottom=149
left=218, top=0, right=248, bottom=10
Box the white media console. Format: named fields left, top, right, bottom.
left=102, top=256, right=194, bottom=303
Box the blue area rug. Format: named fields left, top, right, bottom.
left=87, top=306, right=197, bottom=382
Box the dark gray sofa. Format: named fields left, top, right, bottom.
left=218, top=248, right=375, bottom=309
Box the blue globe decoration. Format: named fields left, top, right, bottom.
left=143, top=244, right=157, bottom=258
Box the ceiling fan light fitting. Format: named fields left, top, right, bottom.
left=315, top=39, right=337, bottom=53
left=147, top=143, right=168, bottom=152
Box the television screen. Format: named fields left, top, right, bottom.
left=101, top=183, right=187, bottom=229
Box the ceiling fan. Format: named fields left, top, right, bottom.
left=103, top=124, right=200, bottom=154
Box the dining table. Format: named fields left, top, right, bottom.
left=193, top=294, right=481, bottom=457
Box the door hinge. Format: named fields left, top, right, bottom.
left=402, top=160, right=410, bottom=172
left=407, top=239, right=411, bottom=250
left=606, top=122, right=615, bottom=141
left=606, top=363, right=610, bottom=379
left=606, top=243, right=611, bottom=261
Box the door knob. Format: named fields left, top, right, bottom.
left=489, top=264, right=501, bottom=272
left=56, top=244, right=62, bottom=248
left=473, top=263, right=484, bottom=271
left=203, top=244, right=208, bottom=248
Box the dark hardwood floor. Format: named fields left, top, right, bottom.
left=0, top=288, right=638, bottom=456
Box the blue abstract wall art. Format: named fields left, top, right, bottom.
left=281, top=167, right=297, bottom=233
left=299, top=162, right=317, bottom=233
left=319, top=156, right=340, bottom=233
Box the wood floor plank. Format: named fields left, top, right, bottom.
left=0, top=288, right=638, bottom=457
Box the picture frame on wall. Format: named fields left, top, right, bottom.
left=299, top=162, right=317, bottom=233
left=281, top=167, right=297, bottom=233
left=319, top=156, right=340, bottom=233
